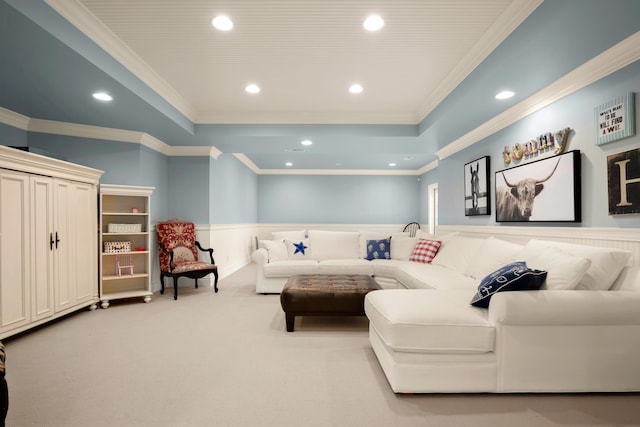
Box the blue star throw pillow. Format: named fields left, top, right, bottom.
left=285, top=239, right=310, bottom=259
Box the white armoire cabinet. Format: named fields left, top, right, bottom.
left=0, top=145, right=103, bottom=339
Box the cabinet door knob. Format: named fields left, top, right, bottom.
left=55, top=232, right=60, bottom=249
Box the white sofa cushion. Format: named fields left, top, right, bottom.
left=272, top=230, right=306, bottom=241
left=432, top=234, right=485, bottom=275
left=395, top=262, right=478, bottom=290
left=318, top=259, right=373, bottom=275
left=263, top=260, right=318, bottom=277
left=259, top=239, right=288, bottom=262
left=466, top=237, right=524, bottom=279
left=530, top=240, right=631, bottom=291
left=365, top=289, right=495, bottom=354
left=308, top=230, right=360, bottom=261
left=390, top=236, right=418, bottom=260
left=519, top=240, right=591, bottom=290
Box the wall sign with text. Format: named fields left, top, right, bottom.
left=607, top=148, right=640, bottom=215
left=595, top=92, right=635, bottom=145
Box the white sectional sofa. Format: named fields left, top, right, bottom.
left=252, top=229, right=640, bottom=393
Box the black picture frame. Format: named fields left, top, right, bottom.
left=495, top=150, right=581, bottom=222
left=607, top=148, right=640, bottom=215
left=464, top=156, right=491, bottom=216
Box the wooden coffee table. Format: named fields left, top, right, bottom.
left=280, top=274, right=381, bottom=332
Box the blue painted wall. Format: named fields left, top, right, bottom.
left=210, top=154, right=258, bottom=224
left=0, top=123, right=27, bottom=146
left=167, top=156, right=210, bottom=223
left=257, top=174, right=419, bottom=224
left=423, top=60, right=640, bottom=229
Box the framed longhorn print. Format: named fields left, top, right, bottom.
left=495, top=150, right=581, bottom=222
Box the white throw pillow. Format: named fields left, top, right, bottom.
left=259, top=239, right=287, bottom=262
left=308, top=230, right=360, bottom=261
left=431, top=235, right=485, bottom=274
left=465, top=237, right=524, bottom=279
left=519, top=240, right=591, bottom=290
left=272, top=230, right=306, bottom=241
left=390, top=236, right=418, bottom=260
left=284, top=239, right=311, bottom=260
left=531, top=239, right=631, bottom=290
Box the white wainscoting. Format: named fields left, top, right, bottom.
left=436, top=225, right=640, bottom=267
left=256, top=223, right=412, bottom=241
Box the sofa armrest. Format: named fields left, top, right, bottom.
left=488, top=290, right=640, bottom=326
left=251, top=248, right=269, bottom=266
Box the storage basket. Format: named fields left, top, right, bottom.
left=104, top=241, right=131, bottom=253
left=108, top=223, right=142, bottom=233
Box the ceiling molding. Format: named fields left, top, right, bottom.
left=416, top=160, right=438, bottom=175
left=28, top=117, right=149, bottom=143
left=258, top=168, right=422, bottom=176
left=0, top=106, right=30, bottom=130
left=415, top=0, right=543, bottom=122
left=45, top=0, right=197, bottom=121
left=436, top=31, right=640, bottom=160
left=195, top=110, right=419, bottom=125
left=232, top=153, right=260, bottom=173
left=168, top=146, right=221, bottom=159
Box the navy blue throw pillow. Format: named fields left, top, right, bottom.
left=366, top=238, right=391, bottom=260
left=470, top=261, right=547, bottom=308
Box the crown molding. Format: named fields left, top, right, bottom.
left=436, top=31, right=640, bottom=160
left=416, top=160, right=438, bottom=175
left=168, top=146, right=222, bottom=159
left=258, top=168, right=422, bottom=176
left=195, top=110, right=419, bottom=125
left=232, top=153, right=261, bottom=173
left=415, top=0, right=543, bottom=122
left=0, top=106, right=30, bottom=130
left=45, top=0, right=197, bottom=122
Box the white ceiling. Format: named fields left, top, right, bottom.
left=62, top=0, right=538, bottom=125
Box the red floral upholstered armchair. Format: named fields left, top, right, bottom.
left=156, top=219, right=218, bottom=300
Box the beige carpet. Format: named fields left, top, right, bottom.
left=4, top=264, right=640, bottom=427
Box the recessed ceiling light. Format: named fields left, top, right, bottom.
left=349, top=83, right=363, bottom=94
left=212, top=15, right=233, bottom=31
left=245, top=84, right=260, bottom=94
left=301, top=139, right=313, bottom=146
left=495, top=90, right=515, bottom=100
left=389, top=162, right=396, bottom=167
left=92, top=91, right=113, bottom=102
left=363, top=15, right=384, bottom=31
left=285, top=162, right=293, bottom=167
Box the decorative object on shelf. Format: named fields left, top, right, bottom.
left=108, top=223, right=142, bottom=233
left=502, top=127, right=572, bottom=165
left=607, top=148, right=640, bottom=215
left=131, top=207, right=139, bottom=213
left=464, top=156, right=491, bottom=216
left=495, top=150, right=581, bottom=223
left=104, top=241, right=131, bottom=253
left=595, top=92, right=635, bottom=145
left=115, top=255, right=134, bottom=276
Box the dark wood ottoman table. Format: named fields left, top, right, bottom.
left=280, top=274, right=381, bottom=332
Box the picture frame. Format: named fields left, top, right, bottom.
left=495, top=150, right=581, bottom=222
left=594, top=92, right=635, bottom=145
left=464, top=156, right=491, bottom=216
left=607, top=148, right=640, bottom=215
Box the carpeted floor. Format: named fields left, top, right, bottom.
left=3, top=264, right=640, bottom=427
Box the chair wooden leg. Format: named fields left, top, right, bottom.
left=160, top=273, right=165, bottom=295
left=195, top=278, right=198, bottom=289
left=213, top=270, right=219, bottom=293
left=173, top=277, right=178, bottom=300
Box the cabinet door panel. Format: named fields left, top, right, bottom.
left=0, top=170, right=30, bottom=331
left=31, top=176, right=55, bottom=320
left=72, top=182, right=98, bottom=302
left=53, top=180, right=73, bottom=312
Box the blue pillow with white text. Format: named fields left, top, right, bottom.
left=470, top=261, right=547, bottom=308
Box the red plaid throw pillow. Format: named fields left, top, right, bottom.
left=409, top=238, right=442, bottom=264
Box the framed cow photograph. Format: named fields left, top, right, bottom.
left=464, top=156, right=490, bottom=216
left=495, top=150, right=581, bottom=222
